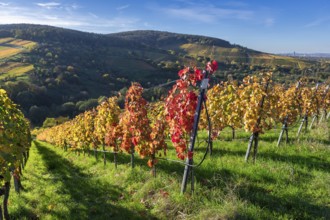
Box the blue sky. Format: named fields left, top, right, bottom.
left=0, top=0, right=329, bottom=53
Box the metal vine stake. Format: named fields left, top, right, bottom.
left=181, top=70, right=210, bottom=194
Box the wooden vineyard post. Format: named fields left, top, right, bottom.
left=245, top=134, right=255, bottom=162
left=277, top=116, right=289, bottom=147
left=181, top=70, right=209, bottom=194
left=245, top=81, right=269, bottom=163
left=297, top=114, right=308, bottom=138
left=309, top=115, right=317, bottom=129
left=245, top=133, right=260, bottom=163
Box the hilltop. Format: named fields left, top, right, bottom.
left=0, top=24, right=328, bottom=125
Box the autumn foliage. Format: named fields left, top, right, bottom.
left=37, top=60, right=329, bottom=166
left=165, top=61, right=218, bottom=160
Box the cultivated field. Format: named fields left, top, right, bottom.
left=0, top=37, right=37, bottom=80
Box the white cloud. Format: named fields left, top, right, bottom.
left=159, top=6, right=254, bottom=23
left=305, top=17, right=330, bottom=28
left=143, top=22, right=152, bottom=27
left=70, top=3, right=80, bottom=10
left=36, top=2, right=61, bottom=9
left=264, top=18, right=274, bottom=27
left=0, top=2, right=10, bottom=6
left=88, top=12, right=99, bottom=19
left=116, top=4, right=130, bottom=11
left=165, top=7, right=215, bottom=23
left=94, top=17, right=140, bottom=30
left=0, top=3, right=140, bottom=33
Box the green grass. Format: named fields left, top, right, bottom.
left=9, top=121, right=330, bottom=219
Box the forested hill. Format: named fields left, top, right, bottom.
left=0, top=24, right=327, bottom=126
left=109, top=30, right=235, bottom=49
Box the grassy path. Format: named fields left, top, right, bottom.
left=9, top=141, right=155, bottom=220
left=8, top=123, right=330, bottom=219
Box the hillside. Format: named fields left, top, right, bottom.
left=0, top=24, right=328, bottom=126
left=110, top=30, right=315, bottom=68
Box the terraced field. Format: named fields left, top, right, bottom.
left=0, top=37, right=37, bottom=81
left=0, top=37, right=14, bottom=44
left=0, top=46, right=22, bottom=59
left=0, top=64, right=34, bottom=80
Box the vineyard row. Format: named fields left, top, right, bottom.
left=36, top=63, right=330, bottom=168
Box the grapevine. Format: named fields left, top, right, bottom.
left=0, top=89, right=31, bottom=218
left=165, top=61, right=218, bottom=160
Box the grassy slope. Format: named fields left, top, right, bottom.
left=9, top=122, right=330, bottom=220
